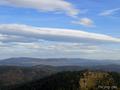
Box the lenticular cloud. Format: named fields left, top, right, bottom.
left=0, top=24, right=120, bottom=43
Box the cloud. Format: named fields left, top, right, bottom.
left=0, top=34, right=36, bottom=43
left=0, top=24, right=120, bottom=43
left=0, top=42, right=99, bottom=58
left=0, top=0, right=79, bottom=17
left=0, top=41, right=120, bottom=60
left=99, top=8, right=120, bottom=16
left=72, top=18, right=95, bottom=27
left=0, top=24, right=119, bottom=59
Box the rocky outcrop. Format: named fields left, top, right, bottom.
left=79, top=71, right=118, bottom=90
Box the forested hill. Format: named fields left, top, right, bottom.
left=7, top=71, right=120, bottom=90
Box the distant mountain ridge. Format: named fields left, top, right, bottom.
left=0, top=57, right=119, bottom=66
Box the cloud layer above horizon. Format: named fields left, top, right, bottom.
left=0, top=24, right=120, bottom=43
left=0, top=24, right=120, bottom=60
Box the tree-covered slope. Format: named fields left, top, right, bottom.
left=7, top=71, right=120, bottom=90
left=0, top=66, right=56, bottom=88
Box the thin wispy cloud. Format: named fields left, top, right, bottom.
left=99, top=8, right=120, bottom=16
left=0, top=0, right=79, bottom=17
left=72, top=18, right=95, bottom=27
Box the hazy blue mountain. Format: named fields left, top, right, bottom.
left=0, top=57, right=119, bottom=66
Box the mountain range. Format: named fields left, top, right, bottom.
left=0, top=57, right=119, bottom=66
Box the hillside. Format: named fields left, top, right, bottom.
left=0, top=64, right=119, bottom=88
left=0, top=66, right=56, bottom=87
left=7, top=71, right=120, bottom=90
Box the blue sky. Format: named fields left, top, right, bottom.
left=0, top=0, right=120, bottom=60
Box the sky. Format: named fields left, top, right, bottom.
left=0, top=0, right=120, bottom=60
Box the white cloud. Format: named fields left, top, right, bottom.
left=0, top=0, right=79, bottom=17
left=0, top=42, right=99, bottom=58
left=99, top=8, right=120, bottom=16
left=0, top=34, right=37, bottom=43
left=72, top=18, right=95, bottom=27
left=0, top=24, right=120, bottom=59
left=0, top=24, right=120, bottom=43
left=0, top=41, right=120, bottom=60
